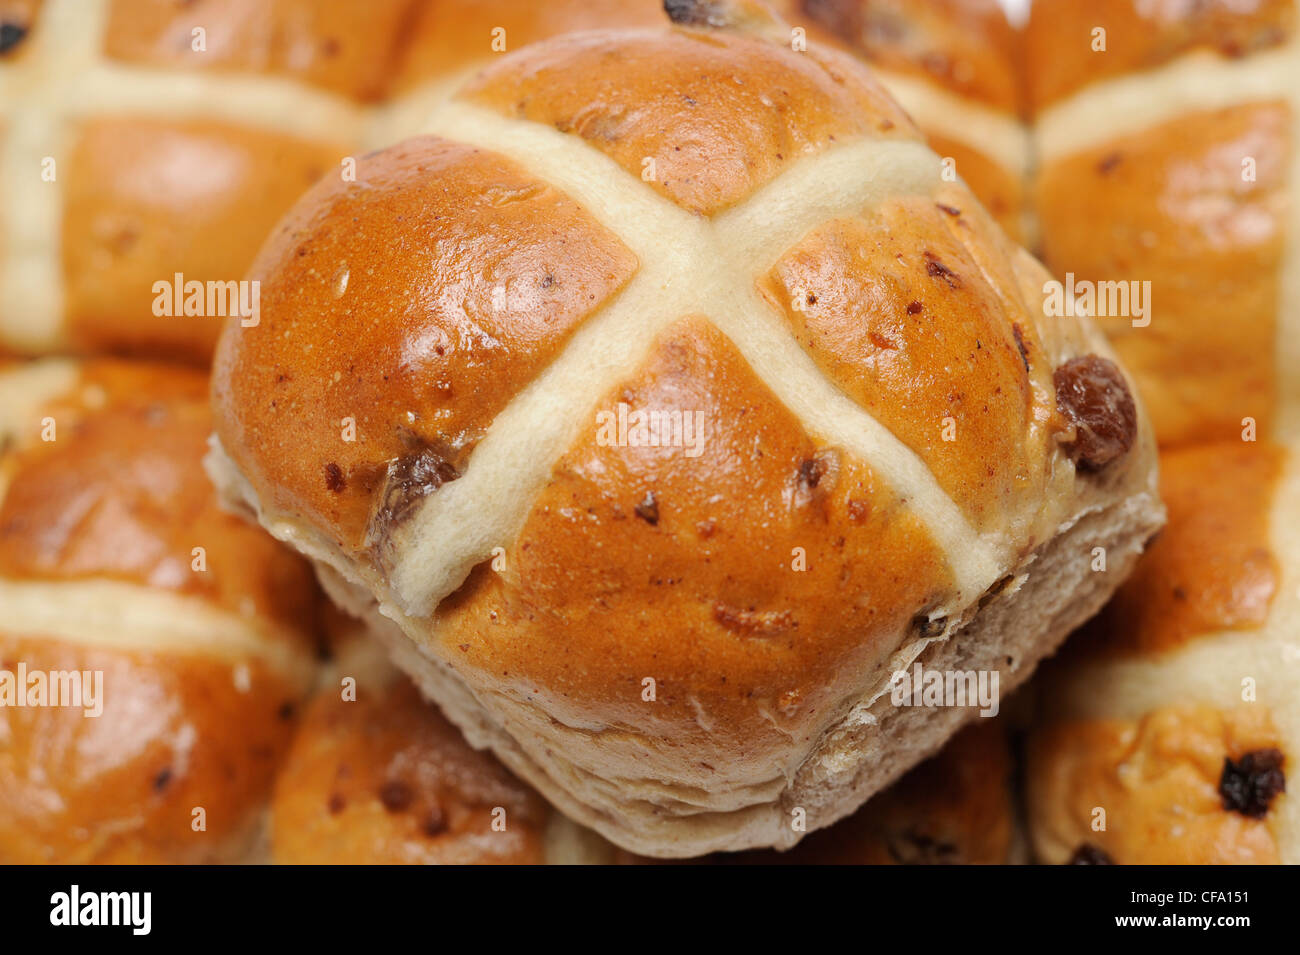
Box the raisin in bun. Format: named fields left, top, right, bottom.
left=0, top=358, right=317, bottom=863
left=1023, top=0, right=1299, bottom=866
left=0, top=0, right=410, bottom=362
left=1027, top=0, right=1300, bottom=447
left=209, top=0, right=1162, bottom=857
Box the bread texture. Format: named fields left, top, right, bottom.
left=0, top=358, right=318, bottom=862
left=1027, top=441, right=1299, bottom=863
left=273, top=609, right=1020, bottom=865
left=209, top=6, right=1162, bottom=857
left=0, top=0, right=409, bottom=361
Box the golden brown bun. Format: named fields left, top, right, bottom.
left=212, top=9, right=1162, bottom=857
left=1025, top=3, right=1299, bottom=861
left=0, top=358, right=318, bottom=863
left=0, top=0, right=404, bottom=362
left=60, top=118, right=347, bottom=364
left=1029, top=705, right=1284, bottom=865
left=103, top=0, right=414, bottom=101
left=1027, top=441, right=1299, bottom=863
left=1035, top=102, right=1288, bottom=446
left=392, top=0, right=666, bottom=94
left=775, top=0, right=1028, bottom=239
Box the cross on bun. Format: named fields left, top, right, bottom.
left=0, top=358, right=318, bottom=862
left=381, top=0, right=1031, bottom=240
left=0, top=0, right=1028, bottom=365
left=208, top=2, right=1162, bottom=856
left=0, top=0, right=410, bottom=362
left=777, top=0, right=1030, bottom=240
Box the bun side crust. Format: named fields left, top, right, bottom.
left=292, top=471, right=1158, bottom=856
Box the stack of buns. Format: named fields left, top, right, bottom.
left=0, top=0, right=416, bottom=361
left=1024, top=0, right=1299, bottom=863
left=273, top=609, right=1021, bottom=864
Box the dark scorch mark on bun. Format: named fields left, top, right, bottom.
left=1219, top=748, right=1286, bottom=819
left=1053, top=355, right=1137, bottom=471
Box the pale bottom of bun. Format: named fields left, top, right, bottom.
left=298, top=490, right=1161, bottom=858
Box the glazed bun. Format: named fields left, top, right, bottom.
left=271, top=609, right=614, bottom=864
left=0, top=358, right=317, bottom=863
left=381, top=0, right=1031, bottom=241
left=0, top=0, right=1030, bottom=365
left=1023, top=0, right=1300, bottom=866
left=209, top=2, right=1161, bottom=856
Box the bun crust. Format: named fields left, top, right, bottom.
left=212, top=15, right=1161, bottom=856
left=271, top=621, right=553, bottom=865
left=0, top=359, right=318, bottom=863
